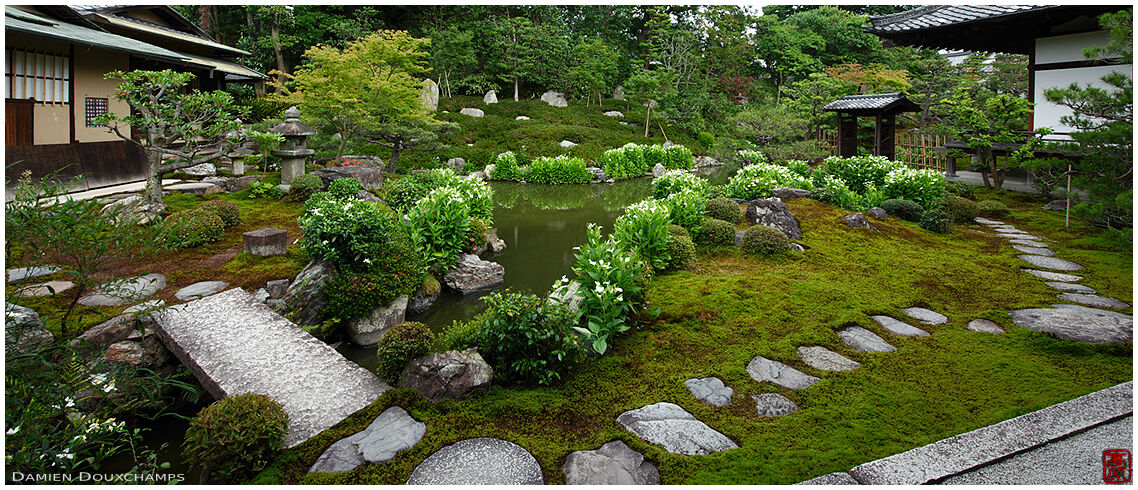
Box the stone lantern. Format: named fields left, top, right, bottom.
left=224, top=119, right=253, bottom=176
left=268, top=106, right=317, bottom=185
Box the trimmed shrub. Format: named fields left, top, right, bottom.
left=329, top=177, right=363, bottom=199
left=473, top=291, right=585, bottom=385
left=707, top=184, right=729, bottom=200
left=696, top=218, right=736, bottom=246
left=198, top=200, right=241, bottom=228
left=820, top=155, right=894, bottom=194
left=323, top=263, right=422, bottom=321
left=705, top=197, right=742, bottom=223
left=919, top=208, right=952, bottom=234
left=642, top=144, right=667, bottom=169
left=652, top=171, right=710, bottom=199
left=289, top=174, right=324, bottom=201
left=489, top=151, right=523, bottom=181
left=183, top=393, right=289, bottom=483
left=300, top=199, right=407, bottom=270
left=158, top=209, right=224, bottom=249
left=880, top=199, right=925, bottom=222
left=741, top=225, right=790, bottom=255
left=466, top=217, right=489, bottom=252
left=524, top=155, right=592, bottom=184
left=946, top=181, right=977, bottom=200
left=946, top=196, right=979, bottom=224
left=375, top=322, right=435, bottom=384
left=978, top=199, right=1011, bottom=218
left=381, top=177, right=428, bottom=212
left=667, top=224, right=690, bottom=237
left=664, top=234, right=696, bottom=272
left=420, top=274, right=441, bottom=296
left=663, top=145, right=694, bottom=170
left=696, top=131, right=715, bottom=149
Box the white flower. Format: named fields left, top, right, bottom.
left=595, top=284, right=604, bottom=294
left=102, top=381, right=116, bottom=394
left=6, top=426, right=18, bottom=435
left=363, top=258, right=372, bottom=264
left=64, top=397, right=75, bottom=408
left=617, top=295, right=623, bottom=302
left=88, top=373, right=108, bottom=386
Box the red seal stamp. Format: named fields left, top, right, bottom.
left=1103, top=449, right=1131, bottom=484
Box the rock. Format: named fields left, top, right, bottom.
left=79, top=273, right=166, bottom=307
left=967, top=319, right=1005, bottom=334
left=694, top=156, right=722, bottom=167
left=483, top=164, right=496, bottom=177
left=560, top=140, right=578, bottom=148
left=443, top=254, right=505, bottom=295
left=734, top=230, right=746, bottom=247
left=613, top=86, right=625, bottom=100
left=1056, top=293, right=1130, bottom=309
left=253, top=288, right=271, bottom=303
left=201, top=176, right=231, bottom=190
left=459, top=108, right=484, bottom=117
left=684, top=377, right=733, bottom=406
left=277, top=184, right=291, bottom=195
left=1012, top=245, right=1054, bottom=256
left=842, top=212, right=879, bottom=231
left=645, top=99, right=658, bottom=109
left=563, top=441, right=659, bottom=485
left=105, top=336, right=171, bottom=368
left=515, top=116, right=530, bottom=121
left=100, top=195, right=167, bottom=225
left=746, top=356, right=819, bottom=390
left=548, top=280, right=585, bottom=314
left=797, top=346, right=860, bottom=371
left=7, top=265, right=61, bottom=283
left=616, top=402, right=738, bottom=455
left=1046, top=281, right=1096, bottom=294
left=866, top=207, right=888, bottom=220
left=483, top=90, right=498, bottom=104
left=407, top=438, right=543, bottom=485
left=166, top=183, right=223, bottom=195
left=5, top=303, right=53, bottom=354
left=124, top=299, right=165, bottom=313
left=174, top=281, right=228, bottom=302
left=310, top=166, right=384, bottom=190
left=447, top=158, right=466, bottom=171
left=771, top=187, right=812, bottom=200
left=871, top=315, right=931, bottom=337
left=838, top=326, right=896, bottom=352
left=310, top=406, right=426, bottom=473
left=662, top=140, right=675, bottom=148
left=265, top=279, right=290, bottom=300
left=1017, top=255, right=1083, bottom=271
left=399, top=348, right=493, bottom=401
left=588, top=167, right=606, bottom=182
left=1010, top=239, right=1050, bottom=248
left=243, top=228, right=289, bottom=256
left=1042, top=199, right=1069, bottom=211
left=746, top=198, right=803, bottom=240
left=357, top=190, right=382, bottom=202
left=789, top=243, right=806, bottom=252
left=487, top=233, right=507, bottom=253
left=277, top=260, right=337, bottom=328
left=974, top=217, right=1005, bottom=225
left=652, top=163, right=667, bottom=178
left=341, top=155, right=385, bottom=168
left=900, top=307, right=948, bottom=325
left=408, top=287, right=440, bottom=316
left=181, top=162, right=217, bottom=177
left=991, top=226, right=1024, bottom=234
left=222, top=175, right=260, bottom=192
left=997, top=233, right=1045, bottom=240
left=797, top=472, right=861, bottom=485
left=753, top=393, right=799, bottom=417
left=13, top=280, right=74, bottom=297
left=347, top=295, right=408, bottom=346
left=467, top=171, right=486, bottom=181
left=603, top=111, right=624, bottom=117
left=74, top=313, right=140, bottom=350
left=540, top=90, right=568, bottom=107
left=420, top=79, right=439, bottom=112
left=1009, top=305, right=1132, bottom=344
left=1022, top=268, right=1082, bottom=282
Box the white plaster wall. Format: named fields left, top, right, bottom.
left=1034, top=64, right=1132, bottom=136
left=1035, top=31, right=1114, bottom=64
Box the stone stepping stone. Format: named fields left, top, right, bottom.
left=174, top=281, right=229, bottom=301
left=900, top=307, right=948, bottom=325
left=838, top=326, right=897, bottom=352
left=1017, top=255, right=1082, bottom=271
left=165, top=182, right=223, bottom=195
left=966, top=319, right=1005, bottom=334
left=974, top=217, right=1004, bottom=225
left=997, top=233, right=1044, bottom=240
left=990, top=226, right=1025, bottom=234
left=1010, top=239, right=1049, bottom=248
left=14, top=280, right=74, bottom=297
left=1022, top=268, right=1082, bottom=282
left=1056, top=293, right=1130, bottom=309
left=871, top=316, right=931, bottom=337
left=7, top=266, right=61, bottom=283
left=124, top=299, right=166, bottom=313
left=310, top=406, right=426, bottom=474
left=684, top=377, right=733, bottom=406
left=753, top=393, right=799, bottom=417
left=1009, top=305, right=1132, bottom=343
left=1046, top=281, right=1096, bottom=294
left=797, top=472, right=860, bottom=485
left=615, top=402, right=738, bottom=456
left=797, top=346, right=860, bottom=371
left=406, top=437, right=542, bottom=485
left=746, top=356, right=820, bottom=390
left=79, top=273, right=166, bottom=306
left=563, top=441, right=659, bottom=485
left=1012, top=245, right=1054, bottom=256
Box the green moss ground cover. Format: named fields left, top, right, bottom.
left=255, top=194, right=1131, bottom=485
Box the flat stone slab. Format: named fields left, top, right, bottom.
left=563, top=440, right=660, bottom=485
left=1046, top=281, right=1096, bottom=294
left=1056, top=293, right=1130, bottom=309
left=79, top=273, right=166, bottom=306
left=165, top=182, right=223, bottom=195
left=900, top=307, right=948, bottom=325
left=973, top=217, right=1004, bottom=225
left=616, top=402, right=738, bottom=455
left=990, top=226, right=1024, bottom=234
left=174, top=281, right=229, bottom=301
left=848, top=382, right=1132, bottom=484
left=797, top=472, right=860, bottom=485
left=1008, top=305, right=1132, bottom=343
left=1022, top=268, right=1082, bottom=282
left=152, top=288, right=388, bottom=447
left=406, top=437, right=542, bottom=484
left=1017, top=255, right=1082, bottom=271
left=684, top=377, right=733, bottom=406
left=1009, top=239, right=1049, bottom=248
left=996, top=233, right=1044, bottom=240
left=7, top=266, right=61, bottom=283
left=753, top=393, right=799, bottom=417
left=746, top=356, right=820, bottom=390
left=838, top=326, right=896, bottom=352
left=871, top=316, right=931, bottom=337
left=966, top=319, right=1005, bottom=334
left=14, top=280, right=74, bottom=297
left=310, top=406, right=426, bottom=473
left=797, top=346, right=860, bottom=371
left=1012, top=245, right=1054, bottom=256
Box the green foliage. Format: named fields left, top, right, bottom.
left=250, top=180, right=284, bottom=199
left=289, top=174, right=324, bottom=201
left=945, top=181, right=977, bottom=200
left=328, top=177, right=363, bottom=199
left=697, top=131, right=716, bottom=148
left=599, top=145, right=648, bottom=181
left=473, top=291, right=585, bottom=386
left=819, top=155, right=894, bottom=194
left=409, top=168, right=495, bottom=222
left=727, top=161, right=814, bottom=201
left=918, top=208, right=953, bottom=234
left=667, top=224, right=690, bottom=238
left=565, top=224, right=651, bottom=355
left=198, top=200, right=242, bottom=228
left=881, top=166, right=946, bottom=208
left=707, top=184, right=729, bottom=200
left=946, top=196, right=979, bottom=224
left=567, top=38, right=620, bottom=104
left=524, top=155, right=592, bottom=184
left=430, top=26, right=476, bottom=98
left=813, top=175, right=865, bottom=212
left=406, top=187, right=473, bottom=271
left=612, top=199, right=672, bottom=272
left=375, top=322, right=435, bottom=384
left=489, top=151, right=524, bottom=181
left=652, top=171, right=710, bottom=199
left=158, top=209, right=225, bottom=249
left=299, top=197, right=406, bottom=270
left=324, top=266, right=421, bottom=321
left=663, top=189, right=708, bottom=235
left=879, top=199, right=925, bottom=222
left=183, top=393, right=289, bottom=483
left=977, top=199, right=1011, bottom=218
left=705, top=197, right=742, bottom=223
left=741, top=225, right=790, bottom=255
left=697, top=218, right=737, bottom=246
left=664, top=233, right=697, bottom=272
left=381, top=177, right=429, bottom=212
left=663, top=145, right=694, bottom=170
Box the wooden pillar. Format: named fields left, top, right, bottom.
left=875, top=112, right=896, bottom=160
left=837, top=113, right=858, bottom=158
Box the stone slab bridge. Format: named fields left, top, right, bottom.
left=153, top=288, right=388, bottom=447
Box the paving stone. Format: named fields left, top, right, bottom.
left=684, top=377, right=733, bottom=406
left=1022, top=268, right=1082, bottom=282
left=746, top=356, right=820, bottom=389
left=79, top=273, right=166, bottom=306
left=7, top=266, right=61, bottom=283
left=1017, top=255, right=1083, bottom=271
left=973, top=217, right=1004, bottom=225
left=310, top=406, right=426, bottom=473
left=406, top=437, right=543, bottom=484
left=1045, top=282, right=1096, bottom=294
left=996, top=233, right=1044, bottom=240
left=13, top=280, right=74, bottom=297
left=990, top=226, right=1024, bottom=234
left=563, top=440, right=660, bottom=485
left=1008, top=305, right=1132, bottom=343
left=871, top=316, right=931, bottom=337
left=796, top=472, right=860, bottom=485
left=796, top=346, right=860, bottom=371
left=1012, top=245, right=1054, bottom=256
left=1009, top=239, right=1049, bottom=248
left=616, top=402, right=737, bottom=455
left=753, top=393, right=799, bottom=417
left=838, top=326, right=896, bottom=352
left=966, top=319, right=1005, bottom=334
left=174, top=281, right=228, bottom=301
left=900, top=307, right=948, bottom=325
left=1056, top=293, right=1130, bottom=309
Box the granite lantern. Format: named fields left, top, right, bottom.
left=269, top=106, right=317, bottom=185
left=225, top=119, right=254, bottom=176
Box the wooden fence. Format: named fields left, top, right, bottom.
left=818, top=130, right=951, bottom=172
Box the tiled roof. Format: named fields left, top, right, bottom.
left=823, top=93, right=910, bottom=112
left=866, top=5, right=1045, bottom=33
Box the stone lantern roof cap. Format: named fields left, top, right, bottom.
left=269, top=106, right=317, bottom=136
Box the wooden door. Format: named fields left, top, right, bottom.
left=6, top=98, right=34, bottom=146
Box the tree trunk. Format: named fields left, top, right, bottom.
left=271, top=15, right=287, bottom=93
left=336, top=137, right=348, bottom=164
left=144, top=149, right=164, bottom=206
left=644, top=104, right=651, bottom=138
left=387, top=144, right=402, bottom=173
left=988, top=149, right=1004, bottom=190
left=514, top=78, right=519, bottom=102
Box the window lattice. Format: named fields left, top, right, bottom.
left=5, top=48, right=70, bottom=103
left=85, top=97, right=108, bottom=127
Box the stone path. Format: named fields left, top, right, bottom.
left=871, top=315, right=931, bottom=337
left=174, top=280, right=229, bottom=301
left=563, top=441, right=660, bottom=485
left=1023, top=268, right=1082, bottom=282
left=78, top=273, right=166, bottom=306
left=753, top=393, right=798, bottom=417
left=14, top=280, right=74, bottom=297
left=310, top=406, right=426, bottom=474
left=966, top=319, right=1005, bottom=334
left=746, top=356, right=819, bottom=389
left=7, top=266, right=61, bottom=283
left=406, top=438, right=543, bottom=485
left=616, top=402, right=738, bottom=455
left=899, top=307, right=948, bottom=325
left=797, top=346, right=860, bottom=371
left=839, top=326, right=896, bottom=352
left=1017, top=254, right=1082, bottom=271
left=684, top=377, right=733, bottom=406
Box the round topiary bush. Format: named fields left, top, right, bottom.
left=740, top=225, right=790, bottom=255
left=879, top=199, right=925, bottom=222
left=697, top=218, right=736, bottom=246
left=198, top=200, right=241, bottom=228
left=667, top=224, right=690, bottom=238
left=919, top=208, right=952, bottom=234
left=375, top=321, right=435, bottom=384
left=329, top=177, right=363, bottom=199
left=664, top=234, right=696, bottom=272
left=158, top=209, right=224, bottom=249
left=289, top=174, right=324, bottom=201
left=946, top=196, right=979, bottom=224
left=183, top=393, right=289, bottom=483
left=705, top=197, right=742, bottom=223
left=977, top=199, right=1011, bottom=218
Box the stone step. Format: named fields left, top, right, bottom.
left=616, top=402, right=738, bottom=455
left=871, top=316, right=931, bottom=337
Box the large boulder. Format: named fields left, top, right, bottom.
left=408, top=288, right=440, bottom=316
left=613, top=86, right=625, bottom=100
left=459, top=108, right=484, bottom=117
left=771, top=187, right=812, bottom=200
left=443, top=254, right=505, bottom=295
left=1042, top=199, right=1069, bottom=211
left=346, top=295, right=408, bottom=346
left=79, top=273, right=166, bottom=307
left=180, top=162, right=217, bottom=177
left=73, top=313, right=142, bottom=350
left=652, top=163, right=667, bottom=178
left=746, top=198, right=803, bottom=240
left=406, top=438, right=543, bottom=485
left=5, top=303, right=53, bottom=354
left=420, top=79, right=439, bottom=112
left=398, top=348, right=493, bottom=401
left=447, top=158, right=466, bottom=172
left=694, top=156, right=722, bottom=168
left=276, top=260, right=338, bottom=328
left=563, top=441, right=660, bottom=485
left=866, top=207, right=888, bottom=220
left=540, top=91, right=568, bottom=107
left=310, top=166, right=384, bottom=191
left=483, top=90, right=498, bottom=104
left=548, top=280, right=585, bottom=314
left=105, top=335, right=172, bottom=369
left=101, top=195, right=167, bottom=226
left=842, top=213, right=879, bottom=231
